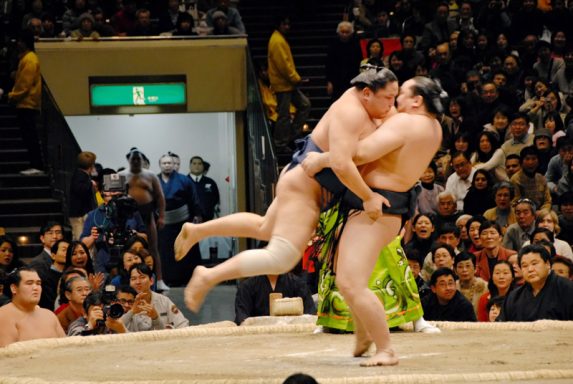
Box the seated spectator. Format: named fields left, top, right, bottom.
left=129, top=8, right=158, bottom=36
left=62, top=0, right=88, bottom=36
left=54, top=268, right=88, bottom=314
left=534, top=129, right=556, bottom=175
left=556, top=158, right=573, bottom=198
left=487, top=296, right=505, bottom=322
left=71, top=13, right=101, bottom=39
left=546, top=137, right=573, bottom=198
left=112, top=0, right=138, bottom=36
left=93, top=8, right=116, bottom=37
left=57, top=276, right=91, bottom=333
left=542, top=112, right=566, bottom=148
left=558, top=192, right=573, bottom=245
left=369, top=9, right=400, bottom=38
left=40, top=13, right=57, bottom=38
left=484, top=106, right=512, bottom=144
left=433, top=191, right=461, bottom=230
left=505, top=154, right=522, bottom=179
left=0, top=267, right=65, bottom=347
left=446, top=151, right=476, bottom=212
left=116, top=285, right=137, bottom=314
left=501, top=113, right=534, bottom=157
left=476, top=260, right=515, bottom=321
left=0, top=236, right=24, bottom=275
left=421, top=267, right=477, bottom=322
left=158, top=0, right=186, bottom=33
left=551, top=256, right=573, bottom=280
left=110, top=249, right=142, bottom=287
left=498, top=244, right=573, bottom=321
left=529, top=209, right=573, bottom=260
left=406, top=249, right=426, bottom=297
left=27, top=221, right=64, bottom=278
left=422, top=241, right=457, bottom=283
left=510, top=146, right=552, bottom=211
left=463, top=170, right=496, bottom=216
left=471, top=131, right=508, bottom=182
left=360, top=39, right=384, bottom=70
left=209, top=10, right=241, bottom=35
left=206, top=0, right=245, bottom=34
left=416, top=162, right=444, bottom=215
left=465, top=216, right=486, bottom=254
left=39, top=239, right=69, bottom=310
left=234, top=273, right=316, bottom=325
left=399, top=34, right=425, bottom=76
left=475, top=222, right=516, bottom=281
left=454, top=252, right=488, bottom=316
left=456, top=214, right=472, bottom=251
left=483, top=181, right=517, bottom=234
left=172, top=12, right=196, bottom=36
left=403, top=214, right=435, bottom=265
left=68, top=291, right=128, bottom=335
left=65, top=241, right=99, bottom=285
left=124, top=264, right=188, bottom=331
left=502, top=198, right=537, bottom=251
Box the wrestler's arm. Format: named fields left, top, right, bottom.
left=0, top=311, right=18, bottom=347
left=352, top=114, right=407, bottom=165
left=328, top=106, right=378, bottom=203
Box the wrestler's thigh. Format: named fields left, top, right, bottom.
left=336, top=212, right=402, bottom=287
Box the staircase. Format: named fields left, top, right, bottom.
left=0, top=104, right=65, bottom=260
left=241, top=0, right=349, bottom=128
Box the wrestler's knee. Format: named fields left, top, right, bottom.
left=265, top=236, right=301, bottom=274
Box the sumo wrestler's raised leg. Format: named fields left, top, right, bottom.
left=335, top=211, right=401, bottom=367
left=174, top=206, right=277, bottom=262
left=184, top=167, right=321, bottom=312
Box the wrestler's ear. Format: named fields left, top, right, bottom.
left=361, top=86, right=373, bottom=100
left=412, top=94, right=423, bottom=108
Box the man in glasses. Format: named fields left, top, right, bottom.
left=0, top=267, right=65, bottom=347
left=27, top=221, right=64, bottom=278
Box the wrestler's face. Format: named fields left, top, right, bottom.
left=12, top=271, right=42, bottom=305
left=128, top=153, right=143, bottom=172
left=396, top=79, right=419, bottom=113
left=367, top=81, right=398, bottom=118
left=520, top=252, right=551, bottom=287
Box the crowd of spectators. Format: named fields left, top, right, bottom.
left=5, top=0, right=245, bottom=39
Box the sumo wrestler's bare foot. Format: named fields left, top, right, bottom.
left=174, top=223, right=199, bottom=261
left=360, top=349, right=399, bottom=367
left=353, top=325, right=373, bottom=357
left=184, top=266, right=212, bottom=313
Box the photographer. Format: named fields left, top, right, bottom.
left=68, top=290, right=127, bottom=336
left=80, top=174, right=147, bottom=274
left=123, top=263, right=188, bottom=331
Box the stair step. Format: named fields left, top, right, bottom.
left=0, top=161, right=31, bottom=173
left=0, top=185, right=52, bottom=199
left=0, top=127, right=21, bottom=138
left=0, top=212, right=65, bottom=228
left=0, top=198, right=62, bottom=214
left=0, top=148, right=29, bottom=162
left=0, top=137, right=24, bottom=150
left=0, top=174, right=50, bottom=188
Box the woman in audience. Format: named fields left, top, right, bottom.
left=65, top=241, right=103, bottom=291
left=466, top=216, right=486, bottom=254
left=456, top=214, right=473, bottom=251
left=543, top=111, right=566, bottom=146
left=454, top=252, right=488, bottom=316
left=463, top=170, right=496, bottom=216
left=111, top=249, right=143, bottom=287
left=360, top=39, right=384, bottom=70
left=0, top=236, right=24, bottom=274
left=403, top=214, right=436, bottom=266
left=551, top=255, right=573, bottom=280
left=530, top=209, right=573, bottom=260
left=484, top=106, right=512, bottom=143
left=450, top=131, right=475, bottom=161
left=476, top=260, right=515, bottom=321
left=416, top=161, right=444, bottom=215
left=471, top=131, right=508, bottom=182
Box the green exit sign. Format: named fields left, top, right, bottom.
left=89, top=75, right=187, bottom=113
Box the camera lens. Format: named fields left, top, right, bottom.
left=108, top=303, right=125, bottom=319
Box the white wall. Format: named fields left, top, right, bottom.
left=65, top=112, right=238, bottom=215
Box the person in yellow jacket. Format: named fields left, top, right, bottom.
left=8, top=30, right=43, bottom=175
left=267, top=16, right=311, bottom=153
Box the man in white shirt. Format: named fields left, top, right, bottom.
left=446, top=151, right=475, bottom=211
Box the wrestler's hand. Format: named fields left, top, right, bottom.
left=301, top=152, right=326, bottom=177
left=363, top=193, right=391, bottom=221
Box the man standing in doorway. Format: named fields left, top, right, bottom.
left=268, top=15, right=311, bottom=153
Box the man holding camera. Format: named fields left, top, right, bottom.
left=80, top=174, right=147, bottom=274
left=68, top=290, right=128, bottom=336
left=123, top=263, right=188, bottom=331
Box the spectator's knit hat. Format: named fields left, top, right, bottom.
left=79, top=12, right=95, bottom=24
left=534, top=128, right=552, bottom=140
left=212, top=10, right=227, bottom=20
